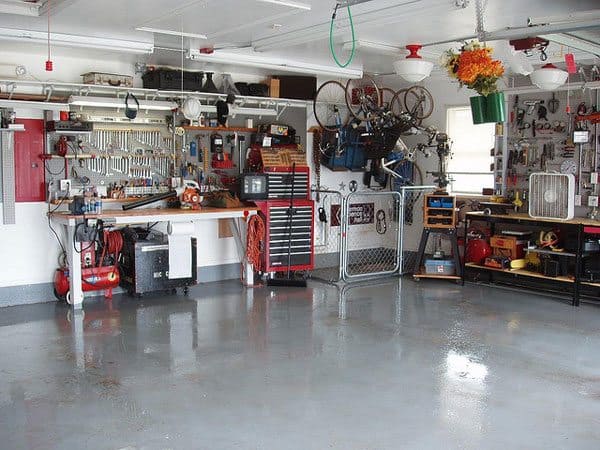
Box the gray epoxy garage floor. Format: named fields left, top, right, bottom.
left=1, top=279, right=599, bottom=450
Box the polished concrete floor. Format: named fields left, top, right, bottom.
left=0, top=279, right=599, bottom=449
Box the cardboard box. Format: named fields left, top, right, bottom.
left=490, top=235, right=526, bottom=260
left=265, top=78, right=280, bottom=98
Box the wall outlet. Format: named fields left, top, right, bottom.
left=588, top=196, right=599, bottom=207
left=591, top=172, right=599, bottom=185
left=575, top=194, right=582, bottom=206
left=59, top=179, right=72, bottom=192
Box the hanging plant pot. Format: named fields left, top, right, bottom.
left=470, top=96, right=487, bottom=124
left=485, top=91, right=506, bottom=123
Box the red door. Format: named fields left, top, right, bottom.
left=14, top=118, right=45, bottom=202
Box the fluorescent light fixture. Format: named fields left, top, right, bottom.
left=528, top=10, right=600, bottom=26
left=343, top=40, right=402, bottom=55
left=0, top=27, right=154, bottom=54
left=0, top=99, right=68, bottom=111
left=69, top=96, right=177, bottom=111
left=230, top=106, right=278, bottom=117
left=136, top=27, right=207, bottom=40
left=256, top=0, right=311, bottom=10
left=188, top=49, right=362, bottom=78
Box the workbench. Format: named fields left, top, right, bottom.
left=463, top=212, right=600, bottom=305
left=50, top=206, right=259, bottom=308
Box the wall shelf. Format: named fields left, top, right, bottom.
left=183, top=126, right=257, bottom=133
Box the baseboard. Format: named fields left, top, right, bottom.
left=0, top=262, right=243, bottom=308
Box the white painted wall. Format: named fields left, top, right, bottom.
left=0, top=45, right=306, bottom=291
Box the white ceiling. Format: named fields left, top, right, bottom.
left=0, top=0, right=598, bottom=76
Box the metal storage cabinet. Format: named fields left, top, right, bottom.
left=119, top=232, right=197, bottom=296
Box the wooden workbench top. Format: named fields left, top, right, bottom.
left=50, top=205, right=259, bottom=220
left=467, top=211, right=600, bottom=227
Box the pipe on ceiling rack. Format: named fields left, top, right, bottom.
left=0, top=79, right=308, bottom=109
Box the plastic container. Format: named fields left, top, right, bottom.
left=424, top=259, right=456, bottom=275
left=428, top=198, right=442, bottom=208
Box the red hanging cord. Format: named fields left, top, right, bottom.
left=45, top=0, right=53, bottom=71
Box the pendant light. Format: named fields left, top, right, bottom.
left=393, top=44, right=433, bottom=83
left=530, top=63, right=568, bottom=91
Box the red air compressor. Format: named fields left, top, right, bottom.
left=54, top=229, right=123, bottom=304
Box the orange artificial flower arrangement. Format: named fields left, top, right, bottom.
left=442, top=41, right=504, bottom=96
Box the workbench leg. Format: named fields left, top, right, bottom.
left=414, top=228, right=430, bottom=275
left=65, top=224, right=84, bottom=309
left=573, top=224, right=583, bottom=307
left=231, top=218, right=254, bottom=287
left=451, top=230, right=462, bottom=277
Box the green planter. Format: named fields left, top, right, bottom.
left=485, top=91, right=505, bottom=123
left=470, top=92, right=506, bottom=124
left=470, top=95, right=487, bottom=124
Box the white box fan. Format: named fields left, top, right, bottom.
left=528, top=173, right=575, bottom=220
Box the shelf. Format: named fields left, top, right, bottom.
left=526, top=248, right=577, bottom=258
left=183, top=126, right=257, bottom=133
left=414, top=271, right=461, bottom=280
left=465, top=263, right=574, bottom=283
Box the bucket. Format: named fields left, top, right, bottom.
left=470, top=96, right=487, bottom=124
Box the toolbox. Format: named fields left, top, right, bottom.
left=490, top=235, right=526, bottom=260
left=142, top=68, right=204, bottom=91
left=424, top=259, right=456, bottom=275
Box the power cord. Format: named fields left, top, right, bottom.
left=329, top=3, right=356, bottom=68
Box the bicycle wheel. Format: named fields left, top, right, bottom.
left=403, top=86, right=434, bottom=120
left=313, top=80, right=349, bottom=132
left=389, top=88, right=407, bottom=117
left=379, top=87, right=396, bottom=110
left=345, top=75, right=381, bottom=123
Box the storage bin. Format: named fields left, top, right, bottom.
left=424, top=259, right=456, bottom=275
left=142, top=69, right=204, bottom=91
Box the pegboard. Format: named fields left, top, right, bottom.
left=504, top=88, right=599, bottom=213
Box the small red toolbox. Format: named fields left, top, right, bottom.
left=490, top=235, right=526, bottom=260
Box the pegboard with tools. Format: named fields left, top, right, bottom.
left=45, top=123, right=175, bottom=201
left=505, top=88, right=600, bottom=214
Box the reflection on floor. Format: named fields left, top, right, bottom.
left=0, top=279, right=599, bottom=449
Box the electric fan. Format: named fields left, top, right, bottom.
left=528, top=173, right=575, bottom=220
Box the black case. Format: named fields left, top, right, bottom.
left=142, top=69, right=204, bottom=91
left=119, top=231, right=197, bottom=295
left=275, top=75, right=317, bottom=100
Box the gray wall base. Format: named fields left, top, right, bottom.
left=0, top=263, right=242, bottom=308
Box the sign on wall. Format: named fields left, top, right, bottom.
left=330, top=202, right=375, bottom=226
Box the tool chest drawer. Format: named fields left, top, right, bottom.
left=256, top=200, right=314, bottom=272
left=265, top=167, right=310, bottom=199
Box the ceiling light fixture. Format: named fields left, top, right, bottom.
left=69, top=96, right=177, bottom=111
left=529, top=64, right=569, bottom=91
left=0, top=27, right=154, bottom=54
left=255, top=0, right=311, bottom=11
left=135, top=27, right=207, bottom=40
left=188, top=49, right=362, bottom=79
left=393, top=44, right=433, bottom=82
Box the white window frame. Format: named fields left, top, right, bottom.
left=445, top=106, right=495, bottom=195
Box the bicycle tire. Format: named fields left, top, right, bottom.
left=403, top=86, right=434, bottom=120
left=390, top=88, right=407, bottom=117
left=379, top=87, right=396, bottom=110
left=345, top=75, right=381, bottom=123
left=313, top=80, right=349, bottom=132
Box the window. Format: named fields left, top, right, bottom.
left=446, top=106, right=495, bottom=195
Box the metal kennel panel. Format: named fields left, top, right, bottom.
left=398, top=186, right=436, bottom=275
left=342, top=191, right=402, bottom=280
left=309, top=189, right=345, bottom=283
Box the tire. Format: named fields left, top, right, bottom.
left=389, top=88, right=407, bottom=117
left=345, top=75, right=381, bottom=123
left=403, top=86, right=434, bottom=120
left=313, top=80, right=349, bottom=132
